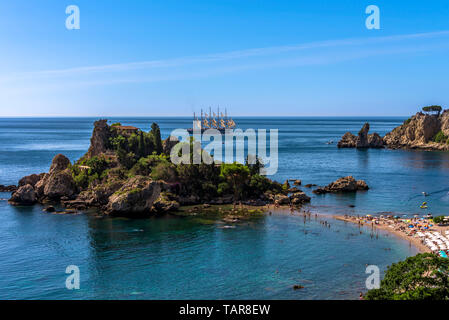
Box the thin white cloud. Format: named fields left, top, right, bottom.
left=2, top=30, right=449, bottom=83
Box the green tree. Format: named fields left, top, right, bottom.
left=151, top=162, right=177, bottom=182
left=433, top=131, right=448, bottom=144
left=422, top=105, right=442, bottom=116
left=151, top=123, right=163, bottom=154
left=365, top=253, right=449, bottom=300
left=220, top=163, right=250, bottom=208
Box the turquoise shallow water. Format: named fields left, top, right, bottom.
left=0, top=117, right=443, bottom=299
left=0, top=201, right=417, bottom=300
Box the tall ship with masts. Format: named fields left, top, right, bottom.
left=188, top=107, right=236, bottom=133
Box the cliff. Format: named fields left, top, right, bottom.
left=338, top=109, right=449, bottom=151
left=384, top=111, right=449, bottom=150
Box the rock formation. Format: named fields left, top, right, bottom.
left=0, top=185, right=17, bottom=192
left=337, top=123, right=384, bottom=148
left=290, top=191, right=311, bottom=204
left=383, top=111, right=448, bottom=150
left=86, top=119, right=112, bottom=158
left=339, top=110, right=449, bottom=151
left=313, top=176, right=369, bottom=194
left=18, top=173, right=45, bottom=188
left=105, top=176, right=166, bottom=216
left=9, top=154, right=77, bottom=205
left=8, top=184, right=37, bottom=205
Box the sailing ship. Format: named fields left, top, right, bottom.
left=188, top=107, right=236, bottom=133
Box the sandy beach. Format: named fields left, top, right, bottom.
left=333, top=215, right=431, bottom=253
left=265, top=204, right=449, bottom=254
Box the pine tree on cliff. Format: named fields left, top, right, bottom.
left=422, top=105, right=442, bottom=116
left=151, top=123, right=163, bottom=154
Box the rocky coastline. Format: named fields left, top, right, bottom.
left=338, top=108, right=449, bottom=151
left=6, top=120, right=317, bottom=217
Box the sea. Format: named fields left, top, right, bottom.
left=2, top=116, right=447, bottom=300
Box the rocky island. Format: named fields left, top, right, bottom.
left=338, top=106, right=449, bottom=151
left=7, top=120, right=312, bottom=217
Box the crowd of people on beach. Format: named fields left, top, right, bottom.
left=343, top=213, right=449, bottom=257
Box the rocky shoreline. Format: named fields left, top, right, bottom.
left=5, top=120, right=374, bottom=218
left=338, top=108, right=449, bottom=151
left=6, top=120, right=315, bottom=217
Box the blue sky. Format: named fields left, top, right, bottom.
left=1, top=0, right=449, bottom=116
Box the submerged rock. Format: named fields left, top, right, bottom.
left=43, top=206, right=56, bottom=212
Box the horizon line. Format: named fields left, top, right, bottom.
left=0, top=115, right=410, bottom=118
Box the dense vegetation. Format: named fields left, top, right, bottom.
left=365, top=253, right=449, bottom=300
left=433, top=130, right=449, bottom=144
left=70, top=122, right=283, bottom=205
left=109, top=123, right=163, bottom=169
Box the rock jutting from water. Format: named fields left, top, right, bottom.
left=0, top=185, right=18, bottom=192
left=8, top=120, right=310, bottom=216
left=313, top=176, right=369, bottom=194
left=337, top=122, right=384, bottom=149
left=338, top=108, right=449, bottom=151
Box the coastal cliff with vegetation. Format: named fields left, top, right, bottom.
left=8, top=120, right=312, bottom=217
left=338, top=106, right=449, bottom=151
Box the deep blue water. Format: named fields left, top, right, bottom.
left=1, top=116, right=445, bottom=299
